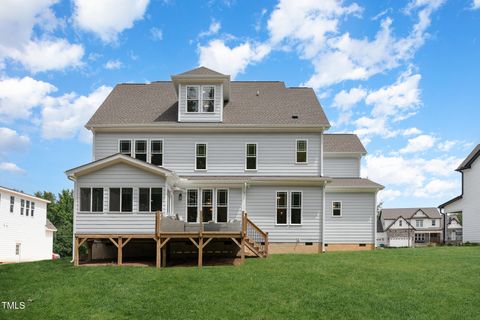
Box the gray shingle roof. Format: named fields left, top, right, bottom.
left=175, top=66, right=226, bottom=76
left=323, top=134, right=366, bottom=153
left=456, top=144, right=480, bottom=171
left=327, top=178, right=384, bottom=189
left=381, top=207, right=442, bottom=220
left=86, top=81, right=330, bottom=128
left=45, top=219, right=57, bottom=231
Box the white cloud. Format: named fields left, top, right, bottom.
left=199, top=21, right=221, bottom=38
left=332, top=87, right=366, bottom=125
left=73, top=0, right=150, bottom=42
left=150, top=27, right=163, bottom=41
left=8, top=39, right=84, bottom=73
left=104, top=59, right=123, bottom=70
left=0, top=127, right=30, bottom=154
left=0, top=162, right=25, bottom=174
left=198, top=40, right=271, bottom=78
left=0, top=77, right=56, bottom=120
left=414, top=178, right=458, bottom=198
left=399, top=134, right=436, bottom=154
left=438, top=140, right=457, bottom=152
left=473, top=0, right=480, bottom=9
left=402, top=127, right=422, bottom=136
left=41, top=86, right=112, bottom=142
left=378, top=189, right=403, bottom=202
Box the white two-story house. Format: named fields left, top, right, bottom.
left=379, top=208, right=443, bottom=247
left=439, top=144, right=480, bottom=243
left=0, top=186, right=56, bottom=263
left=66, top=67, right=383, bottom=266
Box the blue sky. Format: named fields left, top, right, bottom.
left=0, top=0, right=479, bottom=208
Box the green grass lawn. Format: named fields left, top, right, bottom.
left=1, top=247, right=479, bottom=320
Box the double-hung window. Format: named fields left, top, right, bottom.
left=31, top=202, right=35, bottom=217
left=432, top=220, right=436, bottom=226
left=186, top=86, right=215, bottom=113
left=20, top=199, right=25, bottom=215
left=332, top=201, right=342, bottom=217
left=187, top=189, right=198, bottom=222
left=9, top=196, right=14, bottom=213
left=195, top=143, right=207, bottom=170
left=135, top=140, right=147, bottom=161
left=290, top=192, right=302, bottom=224
left=26, top=201, right=30, bottom=216
left=119, top=140, right=132, bottom=157
left=80, top=188, right=104, bottom=212
left=202, top=189, right=213, bottom=222
left=150, top=140, right=163, bottom=166
left=296, top=140, right=307, bottom=163
left=109, top=188, right=132, bottom=212
left=416, top=220, right=423, bottom=228
left=246, top=143, right=257, bottom=170
left=216, top=189, right=228, bottom=223
left=399, top=220, right=403, bottom=227
left=276, top=192, right=288, bottom=224
left=139, top=188, right=163, bottom=212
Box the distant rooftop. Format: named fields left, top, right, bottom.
left=323, top=134, right=367, bottom=154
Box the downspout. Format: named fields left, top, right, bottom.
left=68, top=175, right=77, bottom=263
left=374, top=190, right=378, bottom=248
left=321, top=181, right=326, bottom=253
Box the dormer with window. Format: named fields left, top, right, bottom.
left=171, top=67, right=230, bottom=123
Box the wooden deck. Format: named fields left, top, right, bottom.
left=74, top=212, right=268, bottom=268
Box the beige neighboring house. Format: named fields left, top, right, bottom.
left=379, top=208, right=443, bottom=247
left=445, top=216, right=462, bottom=243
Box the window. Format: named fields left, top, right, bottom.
left=276, top=192, right=287, bottom=224
left=202, top=189, right=213, bottom=222
left=31, top=202, right=35, bottom=217
left=186, top=85, right=215, bottom=113
left=26, top=201, right=30, bottom=216
left=291, top=192, right=302, bottom=224
left=135, top=140, right=147, bottom=161
left=195, top=143, right=207, bottom=170
left=187, top=86, right=199, bottom=112
left=332, top=202, right=342, bottom=217
left=432, top=220, right=436, bottom=226
left=119, top=140, right=132, bottom=156
left=217, top=189, right=228, bottom=223
left=139, top=188, right=163, bottom=212
left=296, top=140, right=307, bottom=163
left=187, top=189, right=198, bottom=222
left=246, top=143, right=257, bottom=170
left=80, top=188, right=103, bottom=212
left=10, top=196, right=14, bottom=213
left=416, top=220, right=423, bottom=228
left=20, top=199, right=25, bottom=215
left=15, top=243, right=20, bottom=256
left=399, top=220, right=403, bottom=227
left=150, top=140, right=163, bottom=166
left=415, top=233, right=426, bottom=242
left=202, top=86, right=215, bottom=112
left=109, top=188, right=133, bottom=212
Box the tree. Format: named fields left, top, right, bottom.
left=35, top=190, right=74, bottom=257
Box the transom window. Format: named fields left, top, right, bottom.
left=195, top=143, right=207, bottom=170
left=186, top=86, right=215, bottom=113
left=109, top=188, right=132, bottom=212
left=10, top=196, right=14, bottom=213
left=135, top=140, right=147, bottom=161
left=187, top=189, right=198, bottom=222
left=80, top=188, right=104, bottom=212
left=246, top=143, right=257, bottom=170
left=296, top=140, right=307, bottom=163
left=119, top=140, right=132, bottom=156
left=150, top=140, right=163, bottom=166
left=332, top=201, right=342, bottom=217
left=202, top=189, right=213, bottom=222
left=216, top=189, right=228, bottom=223
left=139, top=188, right=163, bottom=212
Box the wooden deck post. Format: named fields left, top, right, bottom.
left=265, top=232, right=269, bottom=257
left=240, top=236, right=245, bottom=264
left=198, top=235, right=203, bottom=267
left=156, top=238, right=161, bottom=269
left=74, top=236, right=79, bottom=267
left=162, top=245, right=167, bottom=268
left=117, top=237, right=123, bottom=266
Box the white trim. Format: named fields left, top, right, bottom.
left=138, top=187, right=164, bottom=213
left=275, top=190, right=288, bottom=225
left=295, top=139, right=308, bottom=164
left=194, top=142, right=208, bottom=171
left=320, top=133, right=324, bottom=176
left=133, top=139, right=148, bottom=162
left=185, top=85, right=216, bottom=114
left=79, top=187, right=105, bottom=213
left=107, top=187, right=134, bottom=213
left=321, top=183, right=326, bottom=252
left=0, top=187, right=50, bottom=204
left=149, top=138, right=164, bottom=166
left=290, top=190, right=303, bottom=225
left=201, top=188, right=214, bottom=222
left=245, top=142, right=258, bottom=171
left=186, top=188, right=199, bottom=223
left=118, top=139, right=132, bottom=156
left=332, top=201, right=342, bottom=217
left=216, top=188, right=229, bottom=223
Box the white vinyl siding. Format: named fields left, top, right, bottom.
left=95, top=132, right=322, bottom=176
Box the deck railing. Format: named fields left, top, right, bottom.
left=242, top=212, right=269, bottom=257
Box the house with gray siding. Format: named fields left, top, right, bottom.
left=66, top=67, right=383, bottom=265
left=439, top=144, right=480, bottom=243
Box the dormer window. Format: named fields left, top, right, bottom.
left=186, top=85, right=215, bottom=113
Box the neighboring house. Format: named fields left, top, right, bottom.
left=439, top=144, right=480, bottom=243
left=0, top=186, right=56, bottom=263
left=66, top=67, right=383, bottom=265
left=445, top=215, right=462, bottom=243
left=379, top=208, right=443, bottom=247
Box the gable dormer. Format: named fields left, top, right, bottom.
left=412, top=209, right=427, bottom=218
left=172, top=67, right=230, bottom=123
